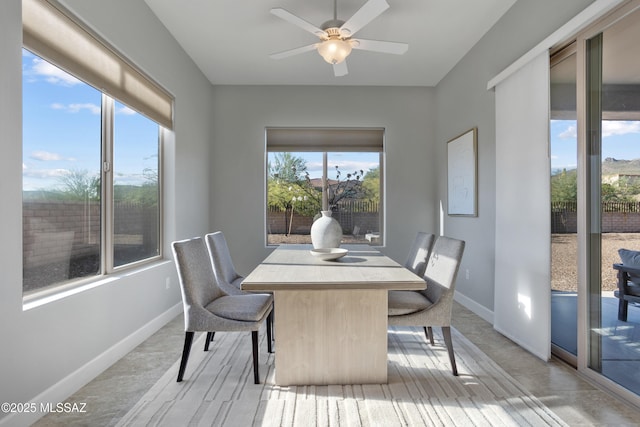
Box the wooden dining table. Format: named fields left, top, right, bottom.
left=242, top=244, right=426, bottom=386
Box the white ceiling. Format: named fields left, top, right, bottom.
left=144, top=0, right=517, bottom=86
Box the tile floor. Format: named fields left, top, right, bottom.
left=33, top=302, right=640, bottom=426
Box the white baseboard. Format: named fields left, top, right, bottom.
left=454, top=291, right=494, bottom=324
left=493, top=324, right=550, bottom=361
left=454, top=291, right=550, bottom=361
left=0, top=303, right=182, bottom=427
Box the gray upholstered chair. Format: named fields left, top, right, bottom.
left=388, top=236, right=465, bottom=376
left=205, top=231, right=246, bottom=296
left=206, top=231, right=275, bottom=347
left=404, top=232, right=435, bottom=277
left=172, top=237, right=273, bottom=384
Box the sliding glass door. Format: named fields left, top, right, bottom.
left=584, top=5, right=640, bottom=395
left=550, top=46, right=578, bottom=364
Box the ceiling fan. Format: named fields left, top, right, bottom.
left=269, top=0, right=409, bottom=77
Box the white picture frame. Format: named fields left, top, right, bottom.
left=447, top=128, right=478, bottom=216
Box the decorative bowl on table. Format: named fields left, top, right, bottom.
left=310, top=248, right=348, bottom=261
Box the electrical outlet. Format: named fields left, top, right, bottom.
left=465, top=269, right=470, bottom=280
left=165, top=277, right=171, bottom=289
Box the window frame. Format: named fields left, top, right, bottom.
left=264, top=127, right=385, bottom=247
left=21, top=54, right=165, bottom=300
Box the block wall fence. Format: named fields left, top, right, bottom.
left=23, top=200, right=157, bottom=269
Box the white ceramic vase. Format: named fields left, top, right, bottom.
left=310, top=210, right=342, bottom=249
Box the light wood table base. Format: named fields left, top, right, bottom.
left=274, top=289, right=388, bottom=385
left=242, top=244, right=425, bottom=386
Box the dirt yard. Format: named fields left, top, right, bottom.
left=268, top=234, right=369, bottom=245
left=552, top=233, right=640, bottom=292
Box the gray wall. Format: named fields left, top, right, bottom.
left=209, top=85, right=438, bottom=273
left=435, top=0, right=594, bottom=315
left=0, top=0, right=213, bottom=424
left=0, top=0, right=605, bottom=424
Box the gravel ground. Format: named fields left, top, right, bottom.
left=552, top=232, right=640, bottom=292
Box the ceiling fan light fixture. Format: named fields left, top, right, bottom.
left=317, top=37, right=352, bottom=65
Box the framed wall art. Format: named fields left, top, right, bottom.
left=447, top=128, right=477, bottom=216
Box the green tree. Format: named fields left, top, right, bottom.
left=602, top=183, right=618, bottom=202
left=550, top=169, right=577, bottom=203
left=114, top=167, right=159, bottom=206
left=56, top=169, right=100, bottom=201
left=361, top=166, right=380, bottom=203
left=267, top=180, right=319, bottom=217
left=268, top=152, right=308, bottom=181
left=615, top=176, right=640, bottom=200
left=267, top=153, right=321, bottom=234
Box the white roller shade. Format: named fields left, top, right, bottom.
left=494, top=51, right=551, bottom=361
left=22, top=0, right=173, bottom=129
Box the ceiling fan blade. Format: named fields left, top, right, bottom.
left=339, top=0, right=389, bottom=37
left=270, top=8, right=327, bottom=37
left=352, top=38, right=408, bottom=55
left=269, top=44, right=318, bottom=60
left=333, top=61, right=348, bottom=77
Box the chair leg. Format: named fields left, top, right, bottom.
left=619, top=299, right=629, bottom=322
left=252, top=330, right=260, bottom=384
left=270, top=307, right=276, bottom=342
left=177, top=331, right=194, bottom=382
left=266, top=311, right=273, bottom=353
left=426, top=326, right=434, bottom=345
left=441, top=326, right=458, bottom=376
left=204, top=332, right=215, bottom=351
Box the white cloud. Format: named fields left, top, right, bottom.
left=553, top=121, right=640, bottom=139
left=306, top=161, right=323, bottom=174
left=29, top=151, right=63, bottom=161
left=114, top=172, right=146, bottom=186
left=51, top=103, right=101, bottom=115
left=327, top=161, right=378, bottom=175
left=303, top=160, right=379, bottom=179
left=117, top=105, right=137, bottom=115
left=558, top=125, right=577, bottom=139
left=22, top=168, right=70, bottom=179
left=68, top=103, right=101, bottom=114
left=30, top=57, right=81, bottom=86
left=602, top=121, right=640, bottom=138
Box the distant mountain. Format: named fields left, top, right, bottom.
left=309, top=178, right=330, bottom=189
left=552, top=158, right=640, bottom=177
left=602, top=158, right=640, bottom=176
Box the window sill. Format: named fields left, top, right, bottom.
left=22, top=259, right=172, bottom=311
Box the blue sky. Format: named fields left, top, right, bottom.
left=551, top=119, right=640, bottom=172
left=25, top=49, right=639, bottom=188
left=22, top=49, right=158, bottom=192
left=268, top=152, right=380, bottom=180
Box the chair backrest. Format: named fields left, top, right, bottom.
left=404, top=232, right=435, bottom=277
left=421, top=236, right=465, bottom=306
left=172, top=237, right=225, bottom=329
left=205, top=231, right=242, bottom=286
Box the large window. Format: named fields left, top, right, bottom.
left=21, top=0, right=171, bottom=296
left=266, top=128, right=384, bottom=246
left=22, top=51, right=162, bottom=295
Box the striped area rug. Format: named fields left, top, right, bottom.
left=116, top=327, right=566, bottom=426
